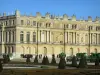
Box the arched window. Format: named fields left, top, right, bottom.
left=12, top=46, right=14, bottom=53
left=33, top=32, right=36, bottom=42
left=44, top=47, right=47, bottom=55
left=8, top=47, right=10, bottom=54
left=20, top=31, right=24, bottom=43
left=5, top=47, right=7, bottom=54
left=70, top=47, right=73, bottom=56
left=94, top=48, right=97, bottom=53
left=26, top=32, right=30, bottom=43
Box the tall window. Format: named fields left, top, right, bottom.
left=9, top=31, right=11, bottom=42
left=9, top=20, right=12, bottom=25
left=5, top=47, right=7, bottom=54
left=27, top=20, right=30, bottom=25
left=33, top=32, right=36, bottom=42
left=33, top=21, right=36, bottom=26
left=21, top=20, right=24, bottom=25
left=5, top=21, right=7, bottom=26
left=12, top=20, right=15, bottom=25
left=20, top=31, right=24, bottom=43
left=12, top=31, right=14, bottom=42
left=26, top=32, right=30, bottom=43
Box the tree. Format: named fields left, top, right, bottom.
left=51, top=54, right=56, bottom=65
left=3, top=54, right=10, bottom=63
left=34, top=55, right=38, bottom=64
left=71, top=56, right=77, bottom=67
left=78, top=55, right=87, bottom=68
left=0, top=61, right=3, bottom=72
left=7, top=55, right=10, bottom=62
left=58, top=57, right=66, bottom=69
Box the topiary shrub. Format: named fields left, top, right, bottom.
left=95, top=57, right=99, bottom=66
left=78, top=55, right=87, bottom=68
left=42, top=56, right=49, bottom=65
left=3, top=54, right=10, bottom=63
left=58, top=57, right=66, bottom=69
left=51, top=54, right=56, bottom=65
left=0, top=61, right=3, bottom=72
left=71, top=56, right=77, bottom=67
left=34, top=55, right=38, bottom=64
left=59, top=52, right=66, bottom=58
left=26, top=57, right=31, bottom=64
left=7, top=55, right=10, bottom=62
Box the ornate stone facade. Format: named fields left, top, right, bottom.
left=0, top=10, right=100, bottom=57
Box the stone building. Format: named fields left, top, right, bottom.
left=0, top=10, right=100, bottom=57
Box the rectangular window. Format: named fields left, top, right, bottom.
left=33, top=32, right=36, bottom=42
left=12, top=20, right=15, bottom=25
left=21, top=20, right=24, bottom=25
left=9, top=20, right=11, bottom=25
left=5, top=21, right=7, bottom=26
left=26, top=32, right=30, bottom=43
left=33, top=21, right=36, bottom=26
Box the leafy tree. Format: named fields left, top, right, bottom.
left=71, top=56, right=77, bottom=67
left=78, top=55, right=87, bottom=68
left=59, top=52, right=66, bottom=58
left=58, top=57, right=66, bottom=69
left=34, top=55, right=38, bottom=64
left=3, top=54, right=10, bottom=63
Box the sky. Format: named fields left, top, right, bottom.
left=0, top=0, right=100, bottom=20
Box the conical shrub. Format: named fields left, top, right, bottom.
left=34, top=55, right=38, bottom=64
left=78, top=55, right=87, bottom=68
left=0, top=61, right=3, bottom=72
left=45, top=56, right=49, bottom=65
left=71, top=56, right=77, bottom=67
left=42, top=56, right=49, bottom=65
left=58, top=57, right=66, bottom=69
left=51, top=54, right=56, bottom=64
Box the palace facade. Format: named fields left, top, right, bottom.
left=0, top=10, right=100, bottom=57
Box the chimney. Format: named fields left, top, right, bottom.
left=72, top=14, right=76, bottom=21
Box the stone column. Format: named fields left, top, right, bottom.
left=75, top=32, right=76, bottom=44
left=91, top=33, right=93, bottom=44
left=47, top=31, right=49, bottom=43
left=7, top=31, right=9, bottom=43
left=97, top=34, right=99, bottom=44
left=65, top=32, right=67, bottom=43
left=96, top=33, right=97, bottom=44
left=0, top=31, right=1, bottom=43
left=40, top=30, right=41, bottom=42
left=73, top=32, right=75, bottom=44
left=38, top=30, right=40, bottom=43
left=67, top=32, right=68, bottom=43
left=11, top=31, right=13, bottom=43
